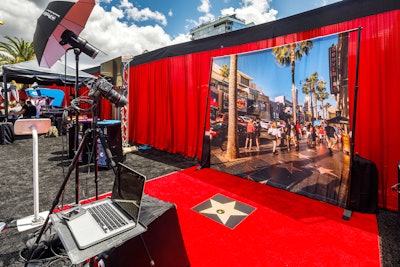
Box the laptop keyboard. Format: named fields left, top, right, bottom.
left=87, top=202, right=129, bottom=233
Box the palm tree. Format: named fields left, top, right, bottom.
left=315, top=80, right=329, bottom=119
left=226, top=54, right=239, bottom=160
left=301, top=72, right=324, bottom=121
left=219, top=64, right=229, bottom=83
left=272, top=40, right=313, bottom=123
left=0, top=36, right=35, bottom=65
left=324, top=102, right=332, bottom=119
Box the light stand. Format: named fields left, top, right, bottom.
left=74, top=48, right=81, bottom=204
left=60, top=29, right=99, bottom=204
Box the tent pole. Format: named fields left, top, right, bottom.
left=3, top=71, right=8, bottom=121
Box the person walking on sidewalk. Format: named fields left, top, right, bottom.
left=254, top=118, right=261, bottom=151
left=325, top=122, right=338, bottom=155
left=245, top=118, right=255, bottom=150
left=268, top=121, right=280, bottom=154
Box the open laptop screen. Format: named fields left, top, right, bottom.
left=112, top=163, right=146, bottom=222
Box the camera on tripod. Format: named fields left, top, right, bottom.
left=88, top=77, right=128, bottom=107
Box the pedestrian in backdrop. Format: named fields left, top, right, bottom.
left=325, top=123, right=338, bottom=155
left=254, top=118, right=261, bottom=151
left=268, top=121, right=280, bottom=154
left=245, top=118, right=255, bottom=150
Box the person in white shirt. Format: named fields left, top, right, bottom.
left=268, top=121, right=281, bottom=154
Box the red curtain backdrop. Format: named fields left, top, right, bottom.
left=99, top=97, right=112, bottom=120
left=127, top=10, right=400, bottom=211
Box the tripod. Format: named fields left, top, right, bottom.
left=24, top=97, right=118, bottom=264
left=76, top=97, right=118, bottom=199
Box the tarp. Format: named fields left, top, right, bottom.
left=1, top=60, right=94, bottom=86
left=25, top=88, right=65, bottom=107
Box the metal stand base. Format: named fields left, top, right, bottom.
left=342, top=209, right=352, bottom=220
left=17, top=211, right=49, bottom=232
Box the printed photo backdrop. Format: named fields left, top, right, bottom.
left=209, top=32, right=354, bottom=207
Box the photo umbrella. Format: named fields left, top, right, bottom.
left=33, top=0, right=96, bottom=68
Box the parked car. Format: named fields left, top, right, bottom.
left=260, top=119, right=272, bottom=130
left=210, top=122, right=247, bottom=147
left=238, top=115, right=251, bottom=123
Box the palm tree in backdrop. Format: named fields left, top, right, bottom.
left=324, top=102, right=332, bottom=119
left=226, top=54, right=239, bottom=160
left=315, top=80, right=329, bottom=119
left=0, top=36, right=35, bottom=65
left=219, top=64, right=229, bottom=82
left=272, top=40, right=313, bottom=123
left=301, top=72, right=325, bottom=122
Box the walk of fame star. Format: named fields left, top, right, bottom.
left=278, top=161, right=303, bottom=174
left=192, top=194, right=256, bottom=229
left=316, top=166, right=338, bottom=177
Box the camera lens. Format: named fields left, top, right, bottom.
left=88, top=77, right=128, bottom=107
left=104, top=89, right=128, bottom=107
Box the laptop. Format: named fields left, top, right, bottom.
left=63, top=162, right=146, bottom=249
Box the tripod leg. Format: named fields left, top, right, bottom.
left=140, top=234, right=155, bottom=266
left=97, top=128, right=118, bottom=173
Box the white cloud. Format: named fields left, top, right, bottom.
left=187, top=0, right=277, bottom=33
left=98, top=0, right=112, bottom=4
left=0, top=0, right=42, bottom=42
left=198, top=0, right=212, bottom=13
left=79, top=4, right=183, bottom=68
left=119, top=0, right=167, bottom=26
left=187, top=0, right=215, bottom=29
left=198, top=13, right=216, bottom=25
left=221, top=0, right=277, bottom=25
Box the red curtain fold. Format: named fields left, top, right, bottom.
left=129, top=57, right=210, bottom=157
left=99, top=97, right=112, bottom=120
left=127, top=10, right=400, bottom=211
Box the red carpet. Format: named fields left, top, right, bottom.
left=144, top=166, right=380, bottom=267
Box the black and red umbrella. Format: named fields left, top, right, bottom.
left=33, top=0, right=96, bottom=68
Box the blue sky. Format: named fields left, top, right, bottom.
left=101, top=0, right=342, bottom=38
left=213, top=33, right=340, bottom=106
left=0, top=0, right=342, bottom=68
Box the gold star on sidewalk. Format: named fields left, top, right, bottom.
left=200, top=199, right=248, bottom=224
